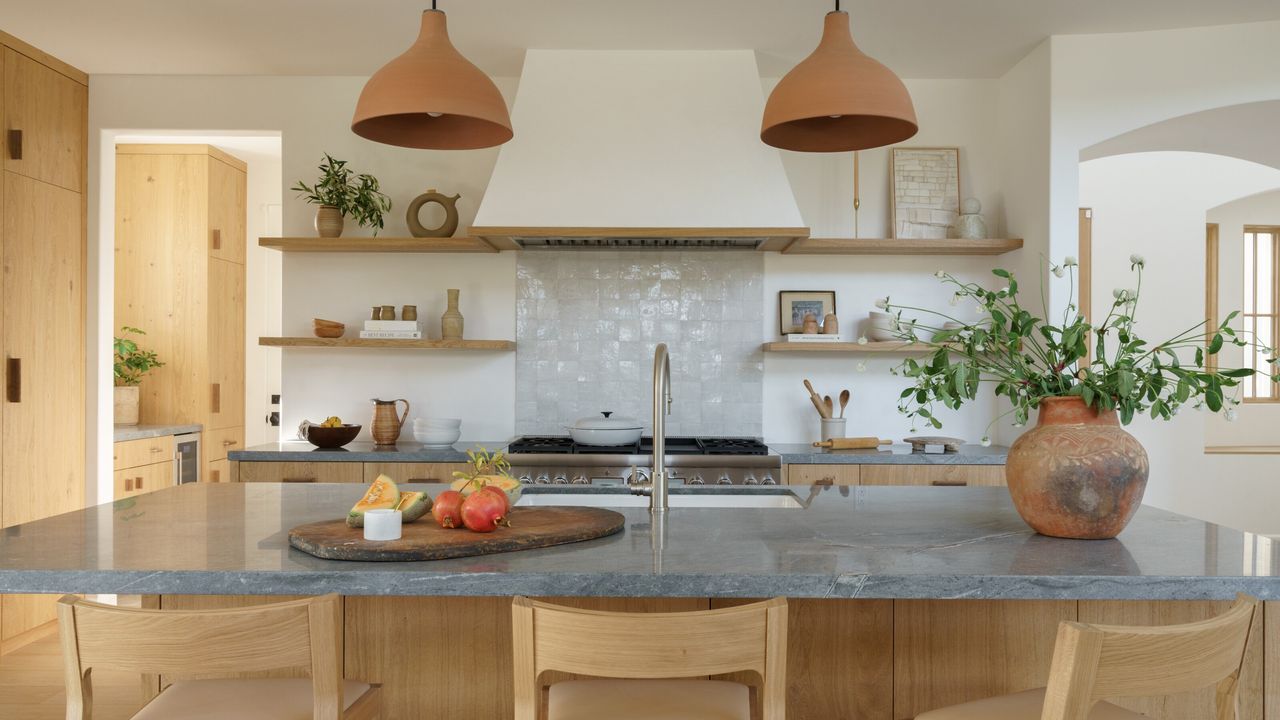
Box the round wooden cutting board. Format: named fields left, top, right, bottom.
left=289, top=506, right=626, bottom=562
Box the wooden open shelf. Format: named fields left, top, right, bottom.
left=781, top=237, right=1023, bottom=256
left=259, top=337, right=515, bottom=351
left=260, top=237, right=499, bottom=253
left=761, top=341, right=938, bottom=354
left=468, top=226, right=810, bottom=251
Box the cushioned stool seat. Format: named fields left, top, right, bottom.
left=915, top=688, right=1147, bottom=720
left=132, top=678, right=373, bottom=720
left=548, top=679, right=751, bottom=720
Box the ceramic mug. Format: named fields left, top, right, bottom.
left=363, top=509, right=402, bottom=542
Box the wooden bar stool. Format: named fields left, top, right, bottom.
left=916, top=594, right=1259, bottom=720
left=512, top=597, right=788, bottom=720
left=57, top=594, right=381, bottom=719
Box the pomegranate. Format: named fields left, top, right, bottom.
left=478, top=484, right=511, bottom=512
left=431, top=490, right=465, bottom=529
left=460, top=490, right=509, bottom=533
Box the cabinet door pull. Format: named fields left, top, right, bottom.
left=6, top=358, right=20, bottom=403
left=211, top=229, right=221, bottom=250
left=136, top=476, right=144, bottom=490
left=6, top=129, right=22, bottom=160
left=283, top=477, right=316, bottom=483
left=125, top=477, right=134, bottom=492
left=931, top=479, right=968, bottom=487
left=211, top=383, right=221, bottom=413
left=222, top=439, right=237, bottom=447
left=150, top=447, right=164, bottom=453
left=210, top=469, right=220, bottom=483
left=816, top=476, right=835, bottom=486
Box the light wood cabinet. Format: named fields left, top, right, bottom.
left=362, top=463, right=471, bottom=484
left=861, top=464, right=1006, bottom=487
left=237, top=462, right=364, bottom=484
left=207, top=458, right=231, bottom=484
left=115, top=144, right=247, bottom=484
left=113, top=461, right=174, bottom=500
left=785, top=464, right=860, bottom=486
left=113, top=436, right=176, bottom=500
left=113, top=435, right=175, bottom=470
left=0, top=31, right=87, bottom=643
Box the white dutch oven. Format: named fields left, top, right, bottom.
left=565, top=412, right=643, bottom=446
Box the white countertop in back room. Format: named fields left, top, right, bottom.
left=113, top=424, right=203, bottom=443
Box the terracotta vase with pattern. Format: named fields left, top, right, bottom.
left=1005, top=396, right=1149, bottom=540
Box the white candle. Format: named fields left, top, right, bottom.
left=363, top=509, right=402, bottom=541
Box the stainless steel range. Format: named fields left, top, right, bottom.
left=505, top=436, right=780, bottom=487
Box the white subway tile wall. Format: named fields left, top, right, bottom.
left=516, top=251, right=764, bottom=437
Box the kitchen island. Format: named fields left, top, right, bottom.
left=1, top=483, right=1274, bottom=718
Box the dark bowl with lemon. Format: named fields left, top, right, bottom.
left=305, top=424, right=362, bottom=449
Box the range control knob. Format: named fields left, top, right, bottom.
left=688, top=474, right=705, bottom=485
left=717, top=474, right=734, bottom=485
left=626, top=468, right=650, bottom=485
left=743, top=474, right=759, bottom=485
left=552, top=473, right=569, bottom=485
left=534, top=473, right=550, bottom=485
left=571, top=474, right=589, bottom=485
left=518, top=474, right=532, bottom=485
left=761, top=473, right=777, bottom=485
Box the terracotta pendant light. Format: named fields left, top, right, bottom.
left=352, top=2, right=513, bottom=150
left=761, top=1, right=917, bottom=153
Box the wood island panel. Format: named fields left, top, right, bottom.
left=362, top=462, right=471, bottom=484
left=785, top=464, right=860, bottom=486
left=1079, top=600, right=1264, bottom=720
left=236, top=461, right=363, bottom=484
left=862, top=465, right=1006, bottom=487
left=1268, top=601, right=1278, bottom=720
left=893, top=600, right=1077, bottom=719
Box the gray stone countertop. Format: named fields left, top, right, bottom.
left=114, top=424, right=203, bottom=442
left=771, top=443, right=1008, bottom=465
left=229, top=440, right=513, bottom=463
left=0, top=483, right=1274, bottom=600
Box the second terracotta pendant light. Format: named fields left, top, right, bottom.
left=352, top=1, right=513, bottom=150
left=762, top=0, right=918, bottom=152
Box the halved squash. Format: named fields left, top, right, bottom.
left=395, top=491, right=432, bottom=523
left=346, top=475, right=400, bottom=528
left=450, top=474, right=522, bottom=505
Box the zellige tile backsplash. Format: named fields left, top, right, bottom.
left=515, top=251, right=764, bottom=437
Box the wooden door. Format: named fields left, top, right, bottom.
left=208, top=155, right=246, bottom=264
left=2, top=47, right=85, bottom=192
left=1, top=172, right=84, bottom=640
left=207, top=257, right=244, bottom=431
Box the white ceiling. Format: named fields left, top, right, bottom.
left=4, top=0, right=1280, bottom=79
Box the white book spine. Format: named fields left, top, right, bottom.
left=786, top=334, right=844, bottom=342
left=359, top=331, right=423, bottom=339
left=363, top=320, right=422, bottom=332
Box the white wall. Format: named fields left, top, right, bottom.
left=1079, top=152, right=1280, bottom=533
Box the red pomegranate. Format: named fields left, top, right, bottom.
left=431, top=490, right=465, bottom=529
left=478, top=484, right=511, bottom=512
left=460, top=491, right=509, bottom=533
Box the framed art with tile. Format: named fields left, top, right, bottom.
left=779, top=290, right=836, bottom=335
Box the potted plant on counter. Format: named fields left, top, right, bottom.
left=113, top=326, right=164, bottom=426
left=879, top=256, right=1278, bottom=540
left=292, top=154, right=392, bottom=238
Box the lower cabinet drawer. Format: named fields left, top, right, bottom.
left=114, top=461, right=175, bottom=499
left=785, top=464, right=860, bottom=486
left=114, top=435, right=175, bottom=471
left=860, top=465, right=1006, bottom=487
left=363, top=463, right=472, bottom=484
left=205, top=426, right=244, bottom=462
left=237, top=461, right=364, bottom=484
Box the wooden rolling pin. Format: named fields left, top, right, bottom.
left=812, top=437, right=894, bottom=450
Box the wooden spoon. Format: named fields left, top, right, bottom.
left=838, top=389, right=850, bottom=418
left=823, top=395, right=834, bottom=418
left=803, top=379, right=830, bottom=418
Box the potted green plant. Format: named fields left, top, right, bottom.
left=292, top=154, right=392, bottom=238
left=114, top=326, right=164, bottom=426
left=880, top=256, right=1278, bottom=539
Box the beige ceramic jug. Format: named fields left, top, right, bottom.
left=370, top=398, right=410, bottom=445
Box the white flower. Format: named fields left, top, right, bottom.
left=857, top=335, right=868, bottom=345
left=874, top=297, right=890, bottom=310
left=856, top=362, right=867, bottom=373
left=1012, top=422, right=1025, bottom=429
left=948, top=293, right=961, bottom=306
left=1130, top=253, right=1145, bottom=266
left=974, top=344, right=986, bottom=352
left=980, top=436, right=992, bottom=447
left=1052, top=266, right=1065, bottom=278
left=1170, top=404, right=1181, bottom=416
left=1063, top=256, right=1078, bottom=267
left=1225, top=407, right=1238, bottom=422
left=1112, top=288, right=1129, bottom=301
left=1000, top=286, right=1010, bottom=295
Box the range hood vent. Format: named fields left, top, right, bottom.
left=470, top=50, right=808, bottom=249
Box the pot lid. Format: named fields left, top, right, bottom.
left=570, top=411, right=642, bottom=430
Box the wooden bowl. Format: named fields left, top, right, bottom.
left=314, top=325, right=345, bottom=339
left=314, top=318, right=344, bottom=328
left=305, top=424, right=361, bottom=449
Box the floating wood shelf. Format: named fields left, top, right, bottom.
left=781, top=237, right=1023, bottom=256
left=761, top=341, right=940, bottom=353
left=469, top=226, right=810, bottom=251
left=259, top=237, right=499, bottom=253
left=259, top=337, right=515, bottom=351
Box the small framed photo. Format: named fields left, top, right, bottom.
left=779, top=291, right=836, bottom=335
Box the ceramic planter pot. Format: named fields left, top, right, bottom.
left=1006, top=396, right=1149, bottom=539
left=315, top=205, right=344, bottom=238
left=114, top=385, right=140, bottom=426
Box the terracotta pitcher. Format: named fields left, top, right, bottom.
left=371, top=398, right=410, bottom=445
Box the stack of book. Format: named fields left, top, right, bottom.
left=786, top=334, right=844, bottom=343
left=360, top=320, right=422, bottom=340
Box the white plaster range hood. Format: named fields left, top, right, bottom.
left=470, top=50, right=809, bottom=250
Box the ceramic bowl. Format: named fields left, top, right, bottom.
left=305, top=424, right=361, bottom=449
left=414, top=417, right=462, bottom=428
left=313, top=324, right=344, bottom=339
left=413, top=427, right=462, bottom=447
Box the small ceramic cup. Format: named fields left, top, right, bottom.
left=363, top=509, right=402, bottom=542
left=820, top=418, right=847, bottom=442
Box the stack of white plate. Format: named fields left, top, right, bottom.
left=413, top=417, right=462, bottom=447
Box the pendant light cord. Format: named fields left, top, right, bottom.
left=835, top=0, right=840, bottom=11
left=432, top=0, right=437, bottom=9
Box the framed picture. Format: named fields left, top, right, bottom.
left=890, top=147, right=960, bottom=240
left=779, top=291, right=836, bottom=335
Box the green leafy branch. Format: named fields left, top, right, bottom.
left=292, top=154, right=392, bottom=234
left=113, top=326, right=164, bottom=387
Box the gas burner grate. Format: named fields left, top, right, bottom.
left=507, top=435, right=769, bottom=456
left=699, top=438, right=770, bottom=455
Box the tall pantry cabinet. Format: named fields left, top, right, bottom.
left=0, top=31, right=88, bottom=644
left=115, top=145, right=246, bottom=483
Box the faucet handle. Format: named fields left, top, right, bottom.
left=666, top=394, right=673, bottom=415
